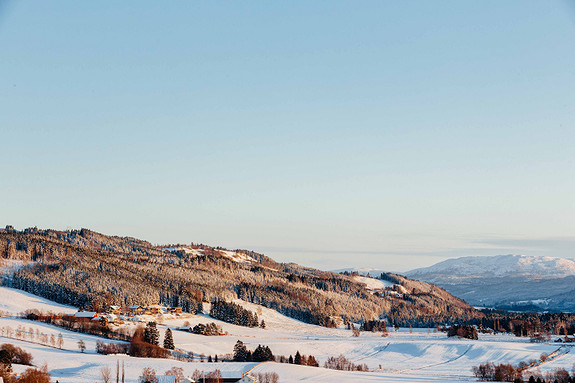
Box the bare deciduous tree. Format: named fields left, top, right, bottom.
left=140, top=367, right=157, bottom=383
left=165, top=366, right=185, bottom=383
left=100, top=366, right=112, bottom=383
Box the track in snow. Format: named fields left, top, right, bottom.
left=393, top=344, right=473, bottom=374
left=356, top=342, right=391, bottom=362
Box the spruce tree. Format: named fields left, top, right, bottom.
left=294, top=351, right=302, bottom=365
left=163, top=328, right=175, bottom=350
left=252, top=345, right=264, bottom=362
left=233, top=340, right=249, bottom=362
left=264, top=346, right=274, bottom=361
left=144, top=322, right=159, bottom=346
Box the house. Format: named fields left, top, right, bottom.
left=168, top=307, right=183, bottom=315
left=73, top=312, right=98, bottom=322
left=157, top=376, right=176, bottom=383
left=91, top=316, right=108, bottom=324
left=145, top=305, right=163, bottom=315
left=139, top=375, right=176, bottom=383
left=104, top=314, right=123, bottom=325
left=108, top=305, right=121, bottom=314
left=237, top=376, right=257, bottom=383
left=128, top=305, right=145, bottom=315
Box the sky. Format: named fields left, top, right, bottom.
left=1, top=1, right=574, bottom=271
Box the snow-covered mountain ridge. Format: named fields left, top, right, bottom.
left=406, top=255, right=575, bottom=312
left=407, top=254, right=575, bottom=281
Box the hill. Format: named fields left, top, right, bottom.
left=0, top=226, right=480, bottom=327
left=406, top=254, right=575, bottom=312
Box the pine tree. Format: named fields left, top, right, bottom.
left=294, top=351, right=302, bottom=365
left=163, top=328, right=175, bottom=350
left=260, top=320, right=266, bottom=329
left=233, top=340, right=249, bottom=362
left=252, top=345, right=265, bottom=362
left=288, top=355, right=294, bottom=364
left=144, top=322, right=159, bottom=346
left=264, top=346, right=274, bottom=361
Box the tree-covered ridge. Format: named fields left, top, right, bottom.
left=0, top=227, right=481, bottom=327
left=383, top=273, right=482, bottom=327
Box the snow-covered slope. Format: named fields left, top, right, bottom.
left=406, top=255, right=575, bottom=312
left=0, top=285, right=77, bottom=315
left=1, top=285, right=574, bottom=383
left=353, top=276, right=395, bottom=293
left=163, top=246, right=255, bottom=264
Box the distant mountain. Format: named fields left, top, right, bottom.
left=406, top=254, right=575, bottom=312
left=0, top=226, right=481, bottom=327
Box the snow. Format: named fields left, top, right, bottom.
left=2, top=286, right=575, bottom=382
left=218, top=250, right=255, bottom=264
left=0, top=286, right=77, bottom=316
left=163, top=247, right=205, bottom=256
left=405, top=254, right=575, bottom=311
left=408, top=254, right=575, bottom=280
left=515, top=299, right=551, bottom=305
left=0, top=259, right=32, bottom=277
left=163, top=247, right=255, bottom=264
left=353, top=276, right=395, bottom=292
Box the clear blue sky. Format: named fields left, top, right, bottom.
left=1, top=1, right=574, bottom=271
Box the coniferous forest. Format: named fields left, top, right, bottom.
left=0, top=227, right=481, bottom=327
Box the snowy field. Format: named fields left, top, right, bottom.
left=1, top=285, right=574, bottom=382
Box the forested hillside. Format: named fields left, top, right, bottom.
left=0, top=227, right=481, bottom=327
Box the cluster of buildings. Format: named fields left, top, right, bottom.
left=68, top=304, right=183, bottom=325
left=108, top=304, right=183, bottom=316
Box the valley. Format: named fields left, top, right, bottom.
left=2, top=285, right=574, bottom=382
